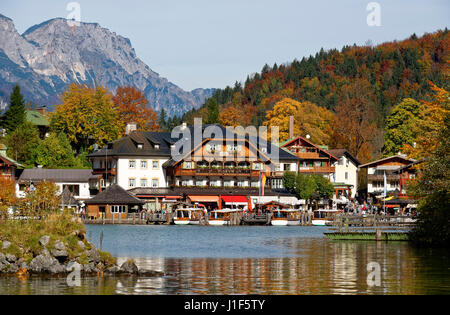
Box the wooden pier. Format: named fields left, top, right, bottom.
left=324, top=214, right=415, bottom=241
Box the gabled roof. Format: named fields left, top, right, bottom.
left=359, top=155, right=416, bottom=168
left=26, top=110, right=49, bottom=126
left=0, top=144, right=24, bottom=168
left=85, top=184, right=145, bottom=205
left=328, top=149, right=361, bottom=166
left=281, top=136, right=338, bottom=161
left=88, top=131, right=174, bottom=158
left=89, top=125, right=299, bottom=164
left=18, top=168, right=98, bottom=183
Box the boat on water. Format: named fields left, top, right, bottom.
left=208, top=209, right=240, bottom=226
left=173, top=207, right=206, bottom=225
left=312, top=209, right=342, bottom=226
left=271, top=209, right=302, bottom=226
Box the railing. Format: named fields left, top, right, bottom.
left=298, top=166, right=335, bottom=173
left=368, top=174, right=400, bottom=180
left=92, top=167, right=117, bottom=175
left=180, top=168, right=259, bottom=176
left=329, top=214, right=417, bottom=229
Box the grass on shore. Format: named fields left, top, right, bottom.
left=0, top=212, right=116, bottom=266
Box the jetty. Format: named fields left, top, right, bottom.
left=323, top=214, right=415, bottom=241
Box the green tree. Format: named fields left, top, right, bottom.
left=205, top=98, right=219, bottom=124
left=409, top=115, right=450, bottom=247
left=295, top=174, right=317, bottom=201
left=31, top=132, right=78, bottom=168
left=383, top=98, right=422, bottom=157
left=159, top=108, right=167, bottom=131
left=282, top=171, right=297, bottom=194
left=5, top=121, right=40, bottom=166
left=2, top=85, right=26, bottom=133
left=313, top=175, right=335, bottom=199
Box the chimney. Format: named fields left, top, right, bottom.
left=125, top=122, right=137, bottom=135
left=288, top=116, right=294, bottom=139
left=36, top=105, right=47, bottom=116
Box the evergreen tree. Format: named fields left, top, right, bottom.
left=205, top=98, right=219, bottom=124
left=2, top=85, right=26, bottom=133
left=159, top=108, right=167, bottom=131
left=5, top=121, right=40, bottom=166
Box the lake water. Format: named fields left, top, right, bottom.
left=1, top=225, right=449, bottom=295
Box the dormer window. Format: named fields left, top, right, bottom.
left=137, top=144, right=143, bottom=149
left=155, top=144, right=160, bottom=149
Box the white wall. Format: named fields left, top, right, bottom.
left=16, top=181, right=90, bottom=199
left=332, top=155, right=358, bottom=198
left=117, top=157, right=168, bottom=189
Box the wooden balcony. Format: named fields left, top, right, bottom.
left=176, top=168, right=261, bottom=177
left=92, top=167, right=117, bottom=176
left=368, top=174, right=400, bottom=181
left=298, top=166, right=335, bottom=173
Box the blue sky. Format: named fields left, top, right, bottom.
left=1, top=0, right=449, bottom=91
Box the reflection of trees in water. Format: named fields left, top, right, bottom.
left=1, top=241, right=448, bottom=295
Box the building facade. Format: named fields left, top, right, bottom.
left=359, top=155, right=416, bottom=197
left=328, top=149, right=360, bottom=199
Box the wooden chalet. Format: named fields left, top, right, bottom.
left=359, top=154, right=416, bottom=197
left=280, top=136, right=338, bottom=177
left=0, top=144, right=22, bottom=181
left=85, top=184, right=145, bottom=220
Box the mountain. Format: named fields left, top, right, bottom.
left=0, top=14, right=214, bottom=116
left=182, top=29, right=449, bottom=126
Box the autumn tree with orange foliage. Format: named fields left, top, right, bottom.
left=112, top=86, right=159, bottom=134
left=219, top=106, right=240, bottom=127
left=263, top=97, right=334, bottom=145
left=329, top=79, right=381, bottom=163
left=402, top=80, right=450, bottom=160
left=0, top=177, right=16, bottom=219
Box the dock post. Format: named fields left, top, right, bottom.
left=376, top=229, right=382, bottom=241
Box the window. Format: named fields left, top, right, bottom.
left=314, top=161, right=322, bottom=167
left=141, top=160, right=147, bottom=169
left=129, top=160, right=136, bottom=169
left=253, top=163, right=262, bottom=170
left=283, top=164, right=291, bottom=171
left=152, top=178, right=159, bottom=188
left=152, top=160, right=159, bottom=169
left=183, top=161, right=193, bottom=169
left=140, top=178, right=147, bottom=187
left=129, top=178, right=135, bottom=188
left=345, top=172, right=348, bottom=180
left=271, top=179, right=283, bottom=189
left=237, top=180, right=249, bottom=187
left=339, top=158, right=344, bottom=166
left=154, top=144, right=160, bottom=149
left=137, top=144, right=143, bottom=149
left=111, top=205, right=126, bottom=213
left=63, top=184, right=80, bottom=196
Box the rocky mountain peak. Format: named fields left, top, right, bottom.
left=0, top=15, right=214, bottom=116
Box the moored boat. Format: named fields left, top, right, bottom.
left=208, top=209, right=239, bottom=226
left=173, top=207, right=205, bottom=225
left=312, top=209, right=342, bottom=226
left=271, top=209, right=301, bottom=226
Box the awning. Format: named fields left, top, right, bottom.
left=221, top=196, right=248, bottom=204
left=188, top=195, right=219, bottom=203
left=383, top=205, right=399, bottom=208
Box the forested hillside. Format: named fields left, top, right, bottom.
left=181, top=29, right=449, bottom=162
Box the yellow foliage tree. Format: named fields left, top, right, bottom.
left=402, top=81, right=450, bottom=160
left=263, top=97, right=334, bottom=145
left=50, top=83, right=123, bottom=152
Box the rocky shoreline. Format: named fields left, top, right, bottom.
left=0, top=235, right=165, bottom=277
